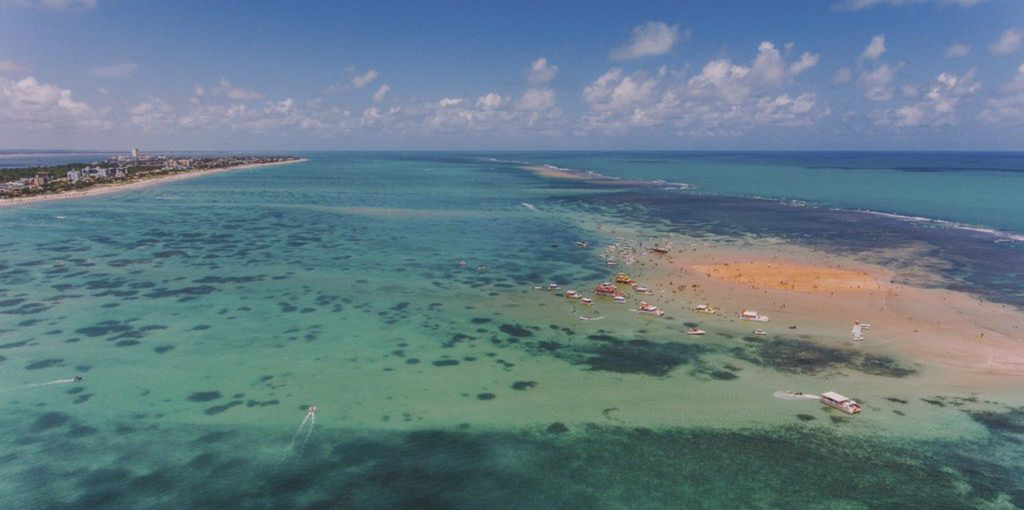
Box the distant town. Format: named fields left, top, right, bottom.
left=0, top=150, right=300, bottom=199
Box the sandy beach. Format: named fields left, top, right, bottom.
left=598, top=232, right=1024, bottom=385
left=0, top=158, right=306, bottom=208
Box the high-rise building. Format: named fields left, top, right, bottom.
left=132, top=148, right=140, bottom=159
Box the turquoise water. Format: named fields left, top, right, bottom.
left=503, top=151, right=1024, bottom=235
left=0, top=153, right=1022, bottom=509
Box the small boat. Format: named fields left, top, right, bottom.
left=687, top=327, right=706, bottom=335
left=606, top=260, right=617, bottom=266
left=613, top=295, right=626, bottom=303
left=533, top=286, right=544, bottom=290
left=458, top=260, right=466, bottom=267
left=637, top=302, right=665, bottom=316
left=860, top=323, right=872, bottom=330
left=576, top=241, right=589, bottom=248
left=594, top=282, right=618, bottom=296
left=694, top=304, right=718, bottom=314
left=548, top=283, right=562, bottom=291
left=752, top=328, right=768, bottom=336
left=477, top=265, right=487, bottom=272
left=739, top=310, right=770, bottom=322
left=852, top=321, right=864, bottom=340
left=307, top=406, right=317, bottom=416
left=580, top=298, right=593, bottom=306
left=651, top=246, right=669, bottom=254
left=564, top=290, right=581, bottom=299
left=634, top=286, right=653, bottom=295
left=579, top=315, right=604, bottom=321
left=820, top=392, right=861, bottom=414
left=615, top=273, right=633, bottom=284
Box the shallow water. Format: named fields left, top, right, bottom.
left=0, top=153, right=1022, bottom=509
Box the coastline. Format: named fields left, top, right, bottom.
left=0, top=158, right=306, bottom=208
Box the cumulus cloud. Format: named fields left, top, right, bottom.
left=833, top=67, right=853, bottom=85
left=979, top=62, right=1024, bottom=124
left=128, top=97, right=175, bottom=130
left=517, top=88, right=555, bottom=111
left=580, top=41, right=829, bottom=135
left=833, top=0, right=983, bottom=9
left=872, top=68, right=979, bottom=126
left=860, top=35, right=887, bottom=61
left=0, top=76, right=108, bottom=131
left=212, top=79, right=262, bottom=100
left=990, top=28, right=1022, bottom=56
left=90, top=63, right=137, bottom=78
left=527, top=57, right=558, bottom=85
left=610, top=21, right=684, bottom=61
left=944, top=43, right=970, bottom=58
left=351, top=69, right=379, bottom=88
left=789, top=51, right=820, bottom=75
left=858, top=64, right=896, bottom=101
left=476, top=92, right=505, bottom=110
left=372, top=84, right=390, bottom=103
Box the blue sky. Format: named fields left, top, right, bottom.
left=1, top=0, right=1023, bottom=150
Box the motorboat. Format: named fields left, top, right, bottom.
left=637, top=302, right=665, bottom=316
left=852, top=321, right=864, bottom=340
left=548, top=283, right=562, bottom=291
left=752, top=328, right=768, bottom=336
left=613, top=295, right=626, bottom=303
left=694, top=304, right=718, bottom=314
left=739, top=310, right=770, bottom=322
left=820, top=392, right=861, bottom=414
left=307, top=406, right=317, bottom=416
left=651, top=247, right=669, bottom=254
left=615, top=273, right=633, bottom=284
left=580, top=298, right=593, bottom=306
left=477, top=265, right=487, bottom=272
left=594, top=282, right=618, bottom=296
left=576, top=241, right=589, bottom=248
left=564, top=290, right=581, bottom=299
left=687, top=327, right=706, bottom=335
left=634, top=286, right=653, bottom=295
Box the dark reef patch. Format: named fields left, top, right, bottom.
left=512, top=381, right=537, bottom=391
left=499, top=324, right=533, bottom=338
left=204, top=401, right=244, bottom=415
left=432, top=359, right=459, bottom=367
left=731, top=338, right=915, bottom=377
left=476, top=393, right=496, bottom=401
left=187, top=391, right=223, bottom=403
left=25, top=359, right=64, bottom=370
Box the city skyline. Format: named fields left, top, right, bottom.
left=1, top=0, right=1024, bottom=150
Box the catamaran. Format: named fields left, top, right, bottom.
left=820, top=392, right=861, bottom=414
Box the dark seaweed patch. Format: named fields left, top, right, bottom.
left=499, top=324, right=533, bottom=337
left=25, top=359, right=64, bottom=370
left=33, top=412, right=71, bottom=431
left=432, top=359, right=459, bottom=367
left=512, top=381, right=537, bottom=390
left=966, top=407, right=1024, bottom=435
left=476, top=393, right=496, bottom=400
left=73, top=394, right=93, bottom=404
left=154, top=345, right=175, bottom=354
left=204, top=401, right=244, bottom=415
left=579, top=337, right=707, bottom=376
left=796, top=414, right=816, bottom=422
left=187, top=391, right=223, bottom=402
left=546, top=422, right=569, bottom=434
left=709, top=370, right=738, bottom=380
left=732, top=338, right=915, bottom=377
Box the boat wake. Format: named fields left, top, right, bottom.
left=773, top=391, right=820, bottom=401
left=279, top=408, right=316, bottom=462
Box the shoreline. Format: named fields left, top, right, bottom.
left=0, top=158, right=306, bottom=208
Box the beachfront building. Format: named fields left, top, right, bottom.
left=114, top=168, right=127, bottom=178
left=67, top=170, right=82, bottom=182
left=33, top=172, right=52, bottom=187
left=132, top=148, right=140, bottom=159
left=83, top=166, right=109, bottom=179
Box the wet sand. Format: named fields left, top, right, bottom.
left=0, top=158, right=306, bottom=208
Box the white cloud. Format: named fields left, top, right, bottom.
left=583, top=68, right=660, bottom=110
left=872, top=68, right=980, bottom=126
left=833, top=67, right=853, bottom=85
left=351, top=69, right=379, bottom=88
left=833, top=0, right=983, bottom=10
left=476, top=92, right=505, bottom=110
left=372, top=84, right=390, bottom=103
left=527, top=57, right=559, bottom=85
left=858, top=64, right=896, bottom=101
left=860, top=34, right=887, bottom=61
left=990, top=28, right=1022, bottom=56
left=212, top=79, right=262, bottom=100
left=438, top=97, right=463, bottom=108
left=0, top=59, right=24, bottom=73
left=128, top=97, right=175, bottom=130
left=518, top=88, right=555, bottom=111
left=90, top=62, right=137, bottom=78
left=0, top=76, right=108, bottom=131
left=789, top=51, right=820, bottom=75
left=610, top=21, right=683, bottom=61
left=979, top=62, right=1024, bottom=125
left=945, top=43, right=970, bottom=58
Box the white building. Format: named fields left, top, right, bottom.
left=132, top=148, right=140, bottom=159
left=67, top=170, right=82, bottom=182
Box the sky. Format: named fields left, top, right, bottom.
left=1, top=0, right=1024, bottom=151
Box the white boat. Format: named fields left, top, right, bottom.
left=852, top=321, right=864, bottom=340
left=820, top=392, right=861, bottom=414
left=548, top=283, right=561, bottom=291
left=606, top=260, right=617, bottom=266
left=564, top=290, right=581, bottom=299
left=634, top=286, right=654, bottom=295
left=533, top=286, right=544, bottom=290
left=687, top=327, right=706, bottom=335
left=579, top=315, right=604, bottom=321
left=860, top=323, right=872, bottom=330
left=739, top=310, right=770, bottom=322
left=694, top=304, right=718, bottom=314
left=576, top=241, right=589, bottom=248
left=637, top=302, right=665, bottom=316
left=752, top=328, right=768, bottom=336
left=580, top=298, right=593, bottom=306
left=613, top=295, right=626, bottom=303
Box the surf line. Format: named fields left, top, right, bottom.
left=280, top=406, right=317, bottom=462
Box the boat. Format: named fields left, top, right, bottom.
left=579, top=315, right=604, bottom=321
left=739, top=309, right=770, bottom=322
left=458, top=260, right=466, bottom=267
left=650, top=246, right=669, bottom=254
left=687, top=327, right=706, bottom=335
left=580, top=297, right=593, bottom=306
left=548, top=283, right=562, bottom=291
left=307, top=406, right=317, bottom=416
left=564, top=290, right=581, bottom=299
left=752, top=328, right=768, bottom=336
left=860, top=323, right=872, bottom=330
left=637, top=302, right=665, bottom=316
left=606, top=260, right=617, bottom=266
left=615, top=273, right=633, bottom=284
left=634, top=286, right=653, bottom=295
left=576, top=241, right=589, bottom=248
left=533, top=286, right=543, bottom=290
left=694, top=304, right=718, bottom=314
left=851, top=321, right=864, bottom=340
left=613, top=295, right=626, bottom=303
left=820, top=392, right=861, bottom=414
left=477, top=265, right=487, bottom=272
left=594, top=282, right=618, bottom=296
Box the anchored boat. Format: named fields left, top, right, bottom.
left=820, top=392, right=861, bottom=414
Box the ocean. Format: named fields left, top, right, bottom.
left=0, top=152, right=1021, bottom=509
